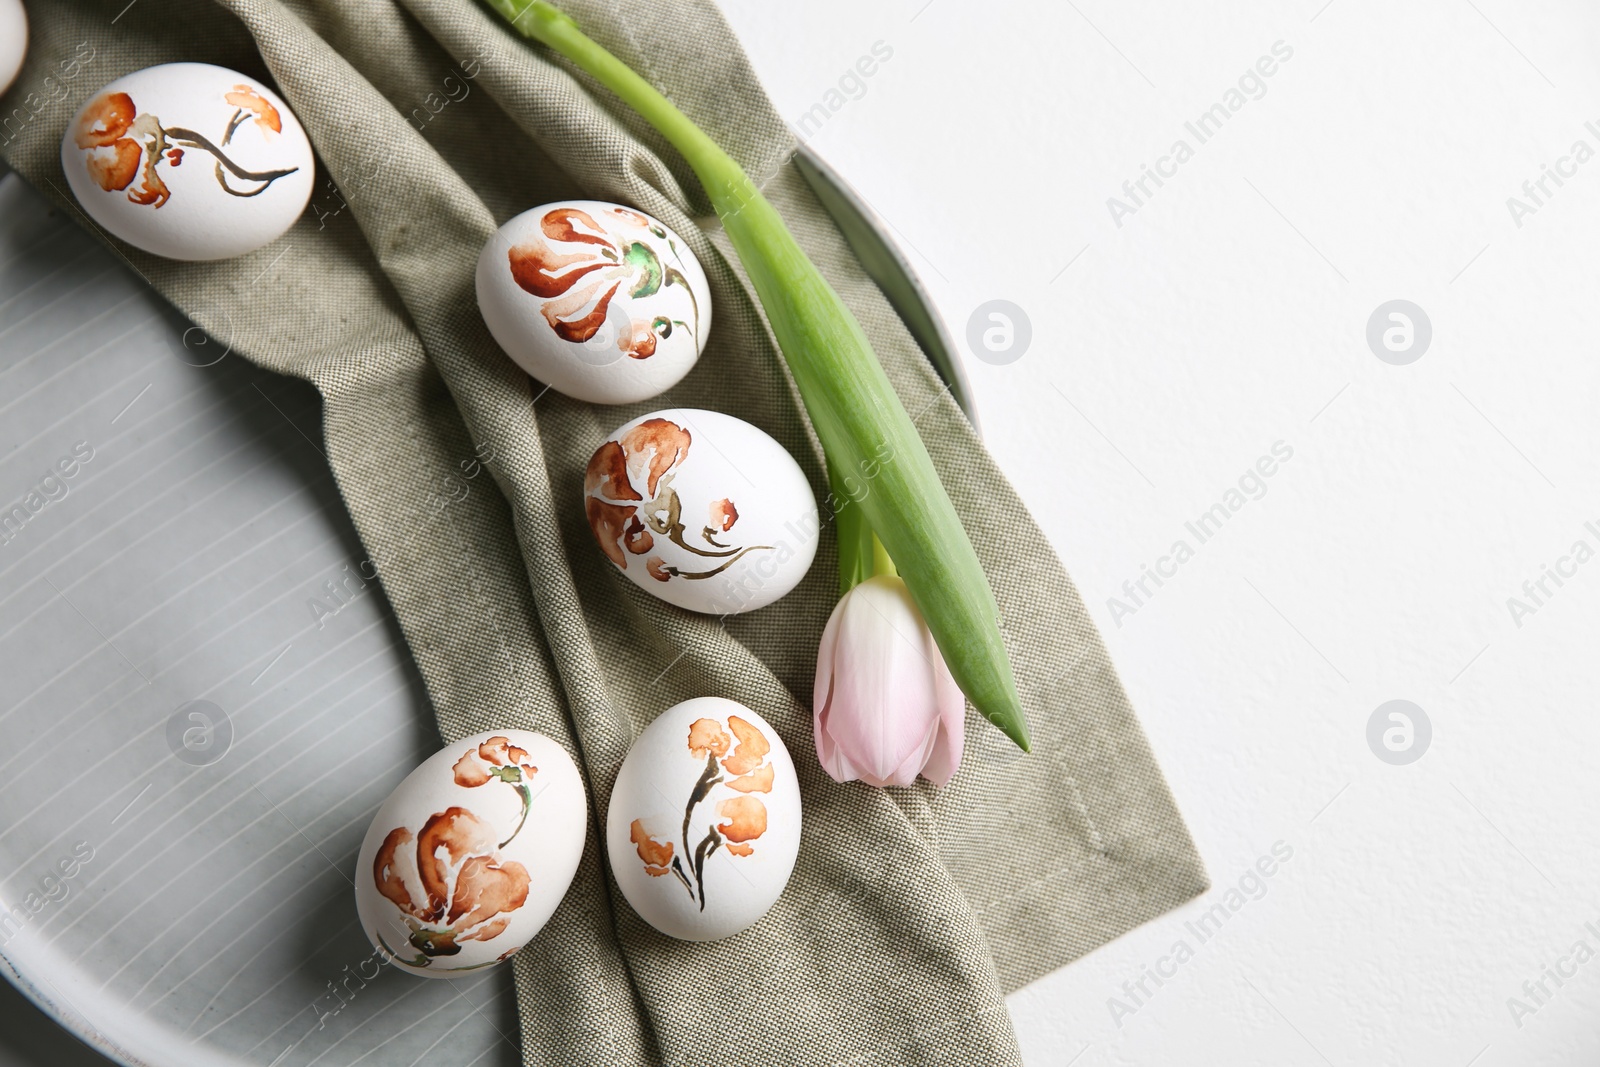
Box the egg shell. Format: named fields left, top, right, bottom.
left=0, top=0, right=25, bottom=98
left=476, top=200, right=712, bottom=404
left=606, top=697, right=801, bottom=941
left=354, top=729, right=587, bottom=978
left=61, top=63, right=314, bottom=261
left=584, top=408, right=819, bottom=614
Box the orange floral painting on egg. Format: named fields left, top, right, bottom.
left=629, top=714, right=773, bottom=910
left=370, top=736, right=540, bottom=971
left=73, top=85, right=299, bottom=210
left=584, top=416, right=770, bottom=584
left=506, top=205, right=701, bottom=359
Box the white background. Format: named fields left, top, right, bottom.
left=716, top=0, right=1600, bottom=1064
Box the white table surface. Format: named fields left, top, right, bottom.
left=716, top=1, right=1600, bottom=1065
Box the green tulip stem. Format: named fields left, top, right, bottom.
left=870, top=533, right=897, bottom=581
left=484, top=0, right=1030, bottom=753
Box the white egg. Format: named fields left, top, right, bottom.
left=606, top=697, right=801, bottom=941
left=60, top=63, right=314, bottom=260
left=354, top=729, right=587, bottom=978
left=0, top=0, right=25, bottom=98
left=476, top=200, right=711, bottom=404
left=583, top=408, right=818, bottom=614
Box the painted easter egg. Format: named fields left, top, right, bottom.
left=0, top=0, right=25, bottom=98
left=61, top=62, right=314, bottom=260
left=354, top=729, right=587, bottom=978
left=476, top=200, right=711, bottom=404
left=583, top=408, right=818, bottom=614
left=607, top=697, right=801, bottom=941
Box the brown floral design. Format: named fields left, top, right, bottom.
left=221, top=85, right=283, bottom=136
left=370, top=737, right=540, bottom=970
left=506, top=205, right=700, bottom=359
left=584, top=417, right=770, bottom=583
left=630, top=714, right=773, bottom=910
left=709, top=498, right=738, bottom=533
left=73, top=86, right=299, bottom=210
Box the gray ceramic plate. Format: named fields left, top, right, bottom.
left=0, top=147, right=966, bottom=1067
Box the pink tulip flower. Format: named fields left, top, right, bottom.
left=813, top=575, right=965, bottom=787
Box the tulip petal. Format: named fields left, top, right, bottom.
left=855, top=580, right=941, bottom=779
left=920, top=653, right=966, bottom=787
left=813, top=576, right=964, bottom=789
left=812, top=593, right=846, bottom=781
